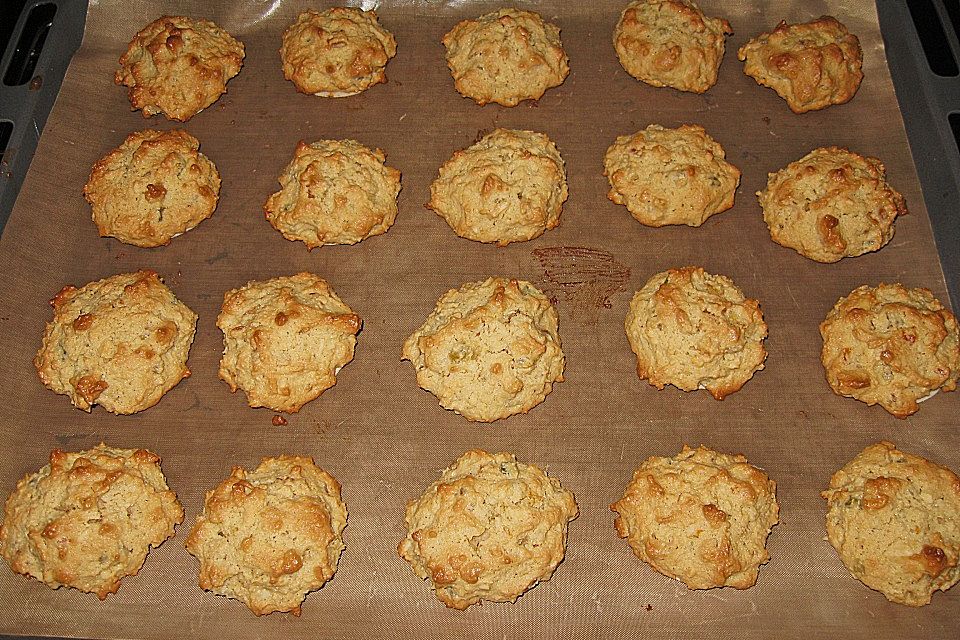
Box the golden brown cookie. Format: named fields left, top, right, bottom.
left=185, top=456, right=347, bottom=616
left=280, top=7, right=396, bottom=97
left=398, top=450, right=577, bottom=609
left=0, top=444, right=183, bottom=599
left=819, top=284, right=960, bottom=418
left=613, top=0, right=732, bottom=93
left=34, top=270, right=197, bottom=414
left=428, top=129, right=567, bottom=246
left=442, top=9, right=569, bottom=106
left=217, top=273, right=361, bottom=413
left=264, top=139, right=401, bottom=248
left=625, top=267, right=767, bottom=399
left=83, top=129, right=220, bottom=248
left=758, top=147, right=907, bottom=263
left=611, top=445, right=779, bottom=589
left=115, top=15, right=244, bottom=121
left=401, top=277, right=564, bottom=422
left=604, top=124, right=740, bottom=227
left=737, top=16, right=862, bottom=114
left=822, top=442, right=960, bottom=606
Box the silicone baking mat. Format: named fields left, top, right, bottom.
left=0, top=1, right=956, bottom=638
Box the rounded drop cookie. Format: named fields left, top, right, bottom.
left=264, top=139, right=401, bottom=248
left=115, top=15, right=244, bottom=121
left=604, top=124, right=740, bottom=227
left=84, top=129, right=220, bottom=248
left=401, top=277, right=564, bottom=422
left=819, top=283, right=959, bottom=418
left=758, top=147, right=907, bottom=263
left=280, top=7, right=396, bottom=97
left=737, top=16, right=862, bottom=114
left=398, top=450, right=577, bottom=609
left=624, top=267, right=767, bottom=399
left=428, top=129, right=567, bottom=246
left=0, top=444, right=183, bottom=599
left=442, top=9, right=569, bottom=106
left=822, top=442, right=960, bottom=606
left=185, top=456, right=347, bottom=615
left=613, top=0, right=732, bottom=94
left=611, top=445, right=779, bottom=589
left=217, top=273, right=361, bottom=413
left=34, top=270, right=197, bottom=414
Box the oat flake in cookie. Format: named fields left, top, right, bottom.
left=428, top=129, right=568, bottom=246
left=822, top=442, right=960, bottom=606
left=399, top=450, right=578, bottom=609
left=401, top=277, right=565, bottom=422
left=611, top=445, right=779, bottom=589
left=83, top=129, right=220, bottom=248
left=442, top=9, right=569, bottom=106
left=819, top=283, right=960, bottom=418
left=737, top=16, right=863, bottom=114
left=186, top=456, right=347, bottom=616
left=759, top=147, right=907, bottom=263
left=625, top=267, right=767, bottom=399
left=613, top=0, right=732, bottom=94
left=0, top=444, right=183, bottom=599
left=264, top=139, right=401, bottom=248
left=280, top=7, right=396, bottom=97
left=217, top=273, right=361, bottom=413
left=604, top=124, right=740, bottom=227
left=115, top=16, right=244, bottom=121
left=34, top=270, right=197, bottom=414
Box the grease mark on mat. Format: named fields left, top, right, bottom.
left=55, top=432, right=97, bottom=446
left=533, top=246, right=629, bottom=311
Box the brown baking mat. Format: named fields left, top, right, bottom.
left=0, top=1, right=956, bottom=638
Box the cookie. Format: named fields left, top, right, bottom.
left=758, top=147, right=907, bottom=263
left=115, top=16, right=244, bottom=121
left=83, top=129, right=221, bottom=248
left=612, top=445, right=779, bottom=589
left=428, top=129, right=568, bottom=246
left=625, top=267, right=767, bottom=399
left=34, top=270, right=197, bottom=414
left=217, top=273, right=361, bottom=413
left=0, top=444, right=183, bottom=599
left=819, top=283, right=960, bottom=418
left=737, top=16, right=863, bottom=114
left=613, top=0, right=732, bottom=93
left=401, top=277, right=564, bottom=422
left=398, top=450, right=577, bottom=609
left=442, top=9, right=569, bottom=106
left=264, top=139, right=401, bottom=248
left=822, top=442, right=960, bottom=606
left=185, top=456, right=347, bottom=616
left=280, top=8, right=396, bottom=97
left=604, top=124, right=740, bottom=227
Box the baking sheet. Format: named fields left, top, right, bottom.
left=0, top=1, right=957, bottom=638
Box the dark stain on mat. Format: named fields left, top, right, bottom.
left=55, top=432, right=97, bottom=446
left=533, top=246, right=629, bottom=312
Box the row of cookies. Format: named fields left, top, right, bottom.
left=1, top=441, right=957, bottom=614
left=33, top=270, right=960, bottom=420
left=85, top=125, right=908, bottom=266
left=114, top=5, right=863, bottom=121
